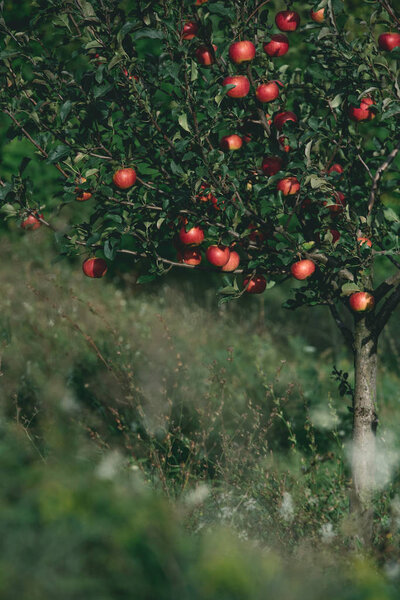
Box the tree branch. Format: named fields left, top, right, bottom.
left=3, top=110, right=70, bottom=179
left=368, top=140, right=400, bottom=216
left=375, top=283, right=400, bottom=337
left=329, top=303, right=354, bottom=350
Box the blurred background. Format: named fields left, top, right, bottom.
left=1, top=1, right=400, bottom=598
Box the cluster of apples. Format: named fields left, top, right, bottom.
left=177, top=223, right=240, bottom=271
left=81, top=167, right=137, bottom=278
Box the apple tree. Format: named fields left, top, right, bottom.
left=1, top=0, right=400, bottom=542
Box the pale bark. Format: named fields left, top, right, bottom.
left=350, top=316, right=378, bottom=543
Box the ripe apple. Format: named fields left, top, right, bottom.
left=94, top=53, right=104, bottom=66
left=265, top=113, right=273, bottom=126
left=243, top=275, right=266, bottom=294
left=195, top=44, right=217, bottom=66
left=179, top=225, right=205, bottom=245
left=329, top=229, right=341, bottom=243
left=262, top=156, right=283, bottom=176
left=328, top=163, right=343, bottom=176
left=348, top=97, right=375, bottom=121
left=248, top=224, right=265, bottom=244
left=357, top=236, right=372, bottom=248
left=310, top=8, right=324, bottom=23
left=82, top=257, right=108, bottom=278
left=277, top=177, right=300, bottom=195
left=291, top=259, right=316, bottom=280
left=279, top=136, right=291, bottom=152
left=222, top=75, right=250, bottom=98
left=21, top=213, right=43, bottom=231
left=324, top=191, right=346, bottom=215
left=113, top=167, right=137, bottom=189
left=273, top=111, right=297, bottom=131
left=349, top=291, right=375, bottom=312
left=228, top=41, right=256, bottom=64
left=263, top=34, right=289, bottom=57
left=179, top=248, right=202, bottom=265
left=220, top=134, right=243, bottom=150
left=301, top=198, right=312, bottom=211
left=182, top=21, right=198, bottom=40
left=206, top=245, right=230, bottom=267
left=256, top=82, right=280, bottom=103
left=123, top=68, right=139, bottom=81
left=275, top=11, right=300, bottom=32
left=378, top=32, right=400, bottom=51
left=75, top=177, right=92, bottom=202
left=221, top=250, right=240, bottom=272
left=195, top=0, right=208, bottom=4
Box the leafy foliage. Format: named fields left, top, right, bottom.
left=1, top=0, right=399, bottom=311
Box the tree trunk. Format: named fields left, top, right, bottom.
left=350, top=315, right=378, bottom=544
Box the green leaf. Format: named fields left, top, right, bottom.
left=341, top=282, right=360, bottom=295
left=383, top=207, right=399, bottom=222
left=60, top=100, right=72, bottom=123
left=134, top=29, right=163, bottom=40
left=178, top=113, right=190, bottom=132
left=81, top=1, right=96, bottom=17
left=190, top=60, right=198, bottom=82
left=93, top=82, right=113, bottom=99
left=0, top=203, right=17, bottom=218
left=330, top=94, right=342, bottom=109
left=0, top=183, right=12, bottom=201
left=47, top=145, right=69, bottom=163
left=310, top=175, right=326, bottom=189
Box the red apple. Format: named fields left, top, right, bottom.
left=220, top=134, right=243, bottom=150
left=222, top=75, right=250, bottom=98
left=301, top=198, right=312, bottom=211
left=348, top=97, right=375, bottom=121
left=277, top=177, right=300, bottom=195
left=263, top=34, right=289, bottom=57
left=262, top=156, right=283, bottom=176
left=195, top=44, right=217, bottom=66
left=179, top=225, right=205, bottom=245
left=243, top=275, right=266, bottom=294
left=310, top=8, right=324, bottom=23
left=324, top=191, right=346, bottom=215
left=275, top=11, right=300, bottom=32
left=291, top=259, right=316, bottom=280
left=279, top=136, right=291, bottom=152
left=329, top=229, right=341, bottom=243
left=228, top=41, right=256, bottom=64
left=248, top=224, right=265, bottom=244
left=123, top=68, right=139, bottom=81
left=206, top=245, right=230, bottom=267
left=256, top=81, right=280, bottom=103
left=349, top=291, right=375, bottom=312
left=378, top=32, right=400, bottom=52
left=265, top=113, right=273, bottom=126
left=179, top=248, right=202, bottom=265
left=182, top=21, right=198, bottom=40
left=113, top=167, right=137, bottom=189
left=328, top=163, right=343, bottom=176
left=221, top=250, right=240, bottom=272
left=21, top=213, right=43, bottom=231
left=75, top=177, right=92, bottom=202
left=273, top=111, right=297, bottom=131
left=357, top=236, right=372, bottom=248
left=82, top=257, right=108, bottom=278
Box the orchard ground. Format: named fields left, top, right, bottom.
left=1, top=222, right=400, bottom=596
